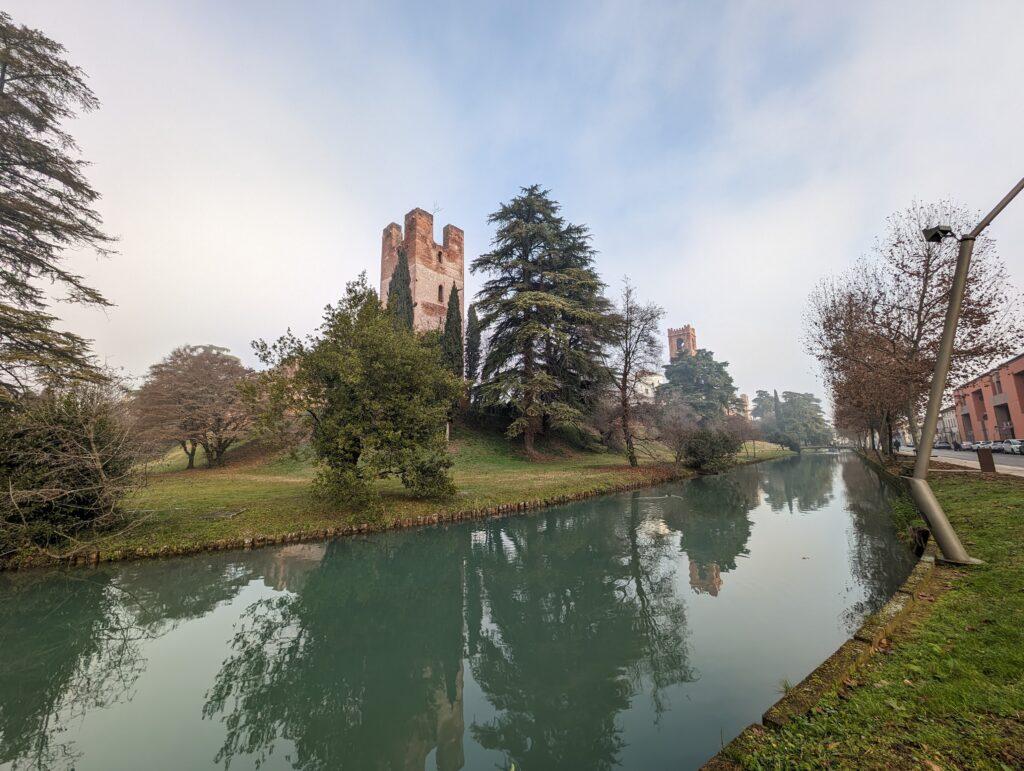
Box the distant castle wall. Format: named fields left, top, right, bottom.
left=380, top=208, right=464, bottom=332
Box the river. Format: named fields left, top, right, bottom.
left=0, top=452, right=915, bottom=770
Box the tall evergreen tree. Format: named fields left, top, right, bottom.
left=659, top=349, right=738, bottom=425
left=465, top=303, right=482, bottom=384
left=386, top=248, right=414, bottom=330
left=472, top=185, right=612, bottom=454
left=440, top=285, right=463, bottom=378
left=0, top=12, right=114, bottom=399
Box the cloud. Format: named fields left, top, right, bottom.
left=5, top=0, right=1023, bottom=404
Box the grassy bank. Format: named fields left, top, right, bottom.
left=6, top=427, right=789, bottom=569
left=723, top=472, right=1024, bottom=769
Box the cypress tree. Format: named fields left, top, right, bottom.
left=441, top=285, right=464, bottom=377
left=386, top=248, right=414, bottom=330
left=465, top=303, right=482, bottom=384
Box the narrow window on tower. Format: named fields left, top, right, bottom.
left=438, top=284, right=444, bottom=302
left=437, top=250, right=443, bottom=263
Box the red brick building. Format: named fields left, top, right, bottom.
left=953, top=353, right=1024, bottom=442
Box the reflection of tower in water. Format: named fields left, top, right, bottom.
left=688, top=560, right=723, bottom=596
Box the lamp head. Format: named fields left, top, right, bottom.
left=923, top=225, right=954, bottom=243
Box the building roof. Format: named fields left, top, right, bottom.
left=953, top=350, right=1024, bottom=392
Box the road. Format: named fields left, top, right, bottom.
left=931, top=448, right=1024, bottom=468
left=898, top=447, right=1024, bottom=478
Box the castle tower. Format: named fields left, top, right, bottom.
left=667, top=325, right=697, bottom=361
left=380, top=208, right=465, bottom=332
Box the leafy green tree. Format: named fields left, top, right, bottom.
left=779, top=391, right=832, bottom=447
left=751, top=390, right=775, bottom=420
left=465, top=303, right=482, bottom=384
left=0, top=12, right=114, bottom=399
left=440, top=285, right=463, bottom=377
left=385, top=248, right=414, bottom=331
left=472, top=185, right=612, bottom=454
left=659, top=349, right=737, bottom=424
left=252, top=273, right=462, bottom=500
left=754, top=389, right=832, bottom=450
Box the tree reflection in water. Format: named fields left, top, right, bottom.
left=0, top=572, right=147, bottom=769
left=0, top=454, right=918, bottom=771
left=200, top=496, right=698, bottom=771
left=467, top=495, right=694, bottom=770
left=839, top=457, right=917, bottom=632
left=0, top=552, right=297, bottom=769
left=759, top=454, right=837, bottom=514
left=202, top=534, right=467, bottom=770
left=659, top=469, right=759, bottom=596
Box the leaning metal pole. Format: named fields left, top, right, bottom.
left=909, top=175, right=1024, bottom=565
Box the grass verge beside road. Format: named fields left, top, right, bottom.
left=4, top=427, right=789, bottom=569
left=722, top=472, right=1024, bottom=769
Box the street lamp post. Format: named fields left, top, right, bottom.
left=910, top=175, right=1024, bottom=565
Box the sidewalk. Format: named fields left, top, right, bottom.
left=897, top=449, right=1024, bottom=479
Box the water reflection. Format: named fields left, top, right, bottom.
left=0, top=454, right=914, bottom=770
left=759, top=454, right=836, bottom=514
left=0, top=573, right=147, bottom=769
left=659, top=471, right=760, bottom=596
left=466, top=496, right=695, bottom=769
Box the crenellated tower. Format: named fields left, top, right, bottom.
left=380, top=208, right=464, bottom=332
left=667, top=325, right=697, bottom=361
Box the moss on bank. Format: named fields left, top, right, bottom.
left=2, top=428, right=789, bottom=570
left=722, top=472, right=1024, bottom=769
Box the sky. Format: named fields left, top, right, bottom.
left=8, top=0, right=1024, bottom=401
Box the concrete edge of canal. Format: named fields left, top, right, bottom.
left=700, top=452, right=956, bottom=770
left=701, top=541, right=949, bottom=770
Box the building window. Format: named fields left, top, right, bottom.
left=438, top=284, right=444, bottom=302
left=437, top=250, right=443, bottom=263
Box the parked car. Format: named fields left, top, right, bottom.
left=1001, top=439, right=1022, bottom=454
left=977, top=440, right=995, bottom=451
left=961, top=440, right=975, bottom=451
left=934, top=440, right=952, bottom=450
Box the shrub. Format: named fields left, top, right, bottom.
left=0, top=382, right=141, bottom=558
left=680, top=428, right=742, bottom=471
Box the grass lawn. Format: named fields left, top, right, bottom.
left=49, top=427, right=785, bottom=563
left=723, top=472, right=1024, bottom=769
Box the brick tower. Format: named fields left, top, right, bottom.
left=667, top=325, right=697, bottom=361
left=380, top=208, right=464, bottom=332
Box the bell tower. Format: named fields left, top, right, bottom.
left=668, top=325, right=697, bottom=361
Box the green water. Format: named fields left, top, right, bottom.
left=0, top=453, right=914, bottom=770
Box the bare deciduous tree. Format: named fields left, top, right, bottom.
left=609, top=279, right=664, bottom=467
left=805, top=200, right=1020, bottom=456
left=133, top=345, right=253, bottom=468
left=654, top=392, right=699, bottom=465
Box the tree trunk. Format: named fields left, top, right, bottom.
left=621, top=388, right=637, bottom=467
left=522, top=336, right=538, bottom=457
left=906, top=400, right=921, bottom=447
left=180, top=440, right=196, bottom=469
